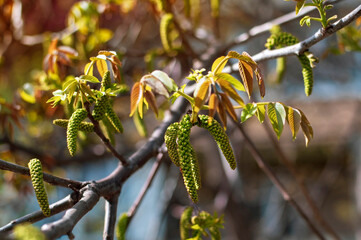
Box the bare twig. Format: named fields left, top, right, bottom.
left=262, top=122, right=340, bottom=240
left=41, top=187, right=100, bottom=239
left=103, top=193, right=120, bottom=240
left=84, top=103, right=128, bottom=166
left=232, top=119, right=326, bottom=240
left=0, top=159, right=83, bottom=189
left=127, top=151, right=164, bottom=222
left=0, top=193, right=79, bottom=233
left=244, top=4, right=361, bottom=63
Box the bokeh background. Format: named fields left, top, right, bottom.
left=0, top=0, right=361, bottom=239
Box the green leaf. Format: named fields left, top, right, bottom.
left=240, top=103, right=257, bottom=122
left=295, top=0, right=306, bottom=15
left=215, top=73, right=245, bottom=92
left=267, top=102, right=286, bottom=139
left=19, top=83, right=36, bottom=104
left=79, top=75, right=100, bottom=83
left=62, top=76, right=77, bottom=92
left=211, top=56, right=228, bottom=74
left=151, top=70, right=178, bottom=92
left=300, top=16, right=311, bottom=27
left=255, top=104, right=266, bottom=123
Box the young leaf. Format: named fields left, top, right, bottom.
left=241, top=103, right=257, bottom=122
left=96, top=59, right=108, bottom=78
left=238, top=61, right=254, bottom=98
left=84, top=62, right=94, bottom=75
left=255, top=104, right=266, bottom=123
left=286, top=107, right=301, bottom=140
left=211, top=56, right=228, bottom=74
left=208, top=93, right=219, bottom=119
left=79, top=75, right=100, bottom=83
left=144, top=90, right=158, bottom=116
left=219, top=92, right=237, bottom=121
left=298, top=109, right=313, bottom=146
left=129, top=82, right=142, bottom=117
left=133, top=110, right=147, bottom=137
left=151, top=70, right=178, bottom=92
left=193, top=78, right=211, bottom=116
left=216, top=77, right=245, bottom=107
left=295, top=0, right=306, bottom=15
left=255, top=68, right=265, bottom=98
left=215, top=73, right=245, bottom=92
left=141, top=74, right=169, bottom=98
left=267, top=102, right=286, bottom=139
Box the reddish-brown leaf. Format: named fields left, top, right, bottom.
left=144, top=90, right=158, bottom=116
left=217, top=100, right=227, bottom=128
left=216, top=78, right=244, bottom=107
left=208, top=93, right=219, bottom=119
left=48, top=38, right=58, bottom=54
left=219, top=93, right=237, bottom=121
left=129, top=82, right=142, bottom=117
left=255, top=67, right=265, bottom=98
left=238, top=61, right=254, bottom=98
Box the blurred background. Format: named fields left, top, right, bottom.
left=0, top=0, right=361, bottom=239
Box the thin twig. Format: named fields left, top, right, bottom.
left=103, top=193, right=120, bottom=240
left=127, top=151, right=164, bottom=223
left=84, top=103, right=128, bottom=166
left=0, top=159, right=83, bottom=189
left=0, top=193, right=79, bottom=233
left=232, top=119, right=326, bottom=240
left=262, top=122, right=340, bottom=240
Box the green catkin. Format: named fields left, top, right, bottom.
left=92, top=94, right=109, bottom=121
left=160, top=13, right=174, bottom=52
left=165, top=122, right=180, bottom=167
left=28, top=159, right=50, bottom=217
left=53, top=119, right=94, bottom=132
left=265, top=31, right=314, bottom=96
left=116, top=213, right=129, bottom=240
left=67, top=108, right=87, bottom=156
left=178, top=115, right=198, bottom=203
left=190, top=146, right=201, bottom=190
left=105, top=101, right=123, bottom=133
left=298, top=54, right=313, bottom=96
left=101, top=70, right=112, bottom=91
left=197, top=115, right=236, bottom=170
left=180, top=206, right=193, bottom=240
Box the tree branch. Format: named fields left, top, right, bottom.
left=103, top=193, right=120, bottom=240
left=232, top=119, right=326, bottom=240
left=0, top=193, right=79, bottom=233
left=0, top=159, right=83, bottom=189
left=244, top=4, right=361, bottom=63
left=41, top=187, right=100, bottom=239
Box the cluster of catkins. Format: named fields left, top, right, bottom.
left=265, top=29, right=315, bottom=96
left=53, top=71, right=123, bottom=156
left=165, top=114, right=236, bottom=202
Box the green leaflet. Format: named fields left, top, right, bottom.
left=53, top=119, right=94, bottom=132
left=160, top=13, right=174, bottom=52
left=197, top=115, right=236, bottom=170
left=67, top=108, right=88, bottom=156
left=180, top=206, right=193, bottom=240
left=178, top=114, right=198, bottom=203
left=116, top=213, right=129, bottom=240
left=28, top=159, right=50, bottom=217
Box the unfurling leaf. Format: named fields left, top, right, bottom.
left=141, top=74, right=169, bottom=98
left=287, top=107, right=301, bottom=140
left=193, top=78, right=211, bottom=117
left=96, top=59, right=108, bottom=78
left=151, top=70, right=178, bottom=92
left=144, top=90, right=158, bottom=116
left=216, top=76, right=245, bottom=107
left=267, top=102, right=286, bottom=139
left=129, top=82, right=143, bottom=117
left=211, top=56, right=228, bottom=74
left=208, top=93, right=219, bottom=119
left=238, top=61, right=254, bottom=98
